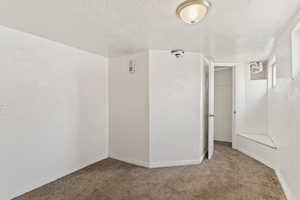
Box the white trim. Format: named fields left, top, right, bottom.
left=149, top=159, right=201, bottom=168
left=199, top=57, right=205, bottom=164
left=148, top=50, right=152, bottom=170
left=238, top=147, right=294, bottom=200
left=275, top=169, right=295, bottom=200
left=208, top=60, right=215, bottom=159
left=232, top=65, right=238, bottom=149
left=11, top=154, right=108, bottom=199
left=110, top=155, right=149, bottom=168
left=110, top=152, right=207, bottom=169
left=149, top=151, right=207, bottom=168
left=237, top=133, right=277, bottom=149
left=236, top=147, right=274, bottom=169
left=213, top=62, right=237, bottom=67
left=291, top=22, right=300, bottom=80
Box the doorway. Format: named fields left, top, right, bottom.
left=208, top=63, right=236, bottom=159
left=214, top=66, right=233, bottom=144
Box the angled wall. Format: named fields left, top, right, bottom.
left=109, top=50, right=207, bottom=168
left=234, top=63, right=268, bottom=136
left=267, top=14, right=300, bottom=200
left=149, top=50, right=205, bottom=167
left=109, top=52, right=150, bottom=166
left=234, top=13, right=300, bottom=200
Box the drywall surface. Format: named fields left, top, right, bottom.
left=0, top=26, right=109, bottom=200
left=234, top=63, right=268, bottom=137
left=149, top=50, right=203, bottom=166
left=234, top=63, right=275, bottom=169
left=292, top=24, right=300, bottom=79
left=235, top=13, right=300, bottom=199
left=242, top=65, right=268, bottom=135
left=266, top=15, right=300, bottom=200
left=214, top=69, right=233, bottom=142
left=109, top=52, right=149, bottom=166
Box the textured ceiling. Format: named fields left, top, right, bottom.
left=1, top=0, right=300, bottom=61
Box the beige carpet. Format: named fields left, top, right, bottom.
left=15, top=142, right=286, bottom=200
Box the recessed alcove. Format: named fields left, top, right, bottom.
left=236, top=60, right=278, bottom=150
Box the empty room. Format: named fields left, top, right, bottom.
left=1, top=0, right=300, bottom=200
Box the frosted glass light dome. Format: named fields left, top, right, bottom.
left=176, top=0, right=211, bottom=24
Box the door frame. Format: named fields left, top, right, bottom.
left=212, top=62, right=237, bottom=149
left=208, top=59, right=215, bottom=159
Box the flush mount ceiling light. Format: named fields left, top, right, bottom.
left=176, top=0, right=211, bottom=24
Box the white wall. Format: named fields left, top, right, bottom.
left=233, top=63, right=276, bottom=168
left=230, top=63, right=268, bottom=137
left=234, top=13, right=300, bottom=199
left=109, top=52, right=149, bottom=166
left=266, top=14, right=300, bottom=200
left=149, top=50, right=204, bottom=166
left=0, top=26, right=109, bottom=200
left=242, top=65, right=268, bottom=135
left=291, top=24, right=300, bottom=79
left=109, top=50, right=206, bottom=168
left=214, top=69, right=232, bottom=142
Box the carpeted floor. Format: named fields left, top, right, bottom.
left=15, top=142, right=286, bottom=200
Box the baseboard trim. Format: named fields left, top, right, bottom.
left=237, top=133, right=277, bottom=149
left=149, top=159, right=200, bottom=168
left=11, top=154, right=108, bottom=199
left=275, top=169, right=295, bottom=200
left=236, top=147, right=274, bottom=169
left=110, top=152, right=207, bottom=169
left=148, top=152, right=207, bottom=168
left=236, top=147, right=294, bottom=200
left=109, top=155, right=149, bottom=168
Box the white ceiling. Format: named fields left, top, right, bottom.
left=1, top=0, right=300, bottom=61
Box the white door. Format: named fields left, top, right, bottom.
left=208, top=61, right=215, bottom=159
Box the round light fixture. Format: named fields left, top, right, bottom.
left=176, top=0, right=211, bottom=24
